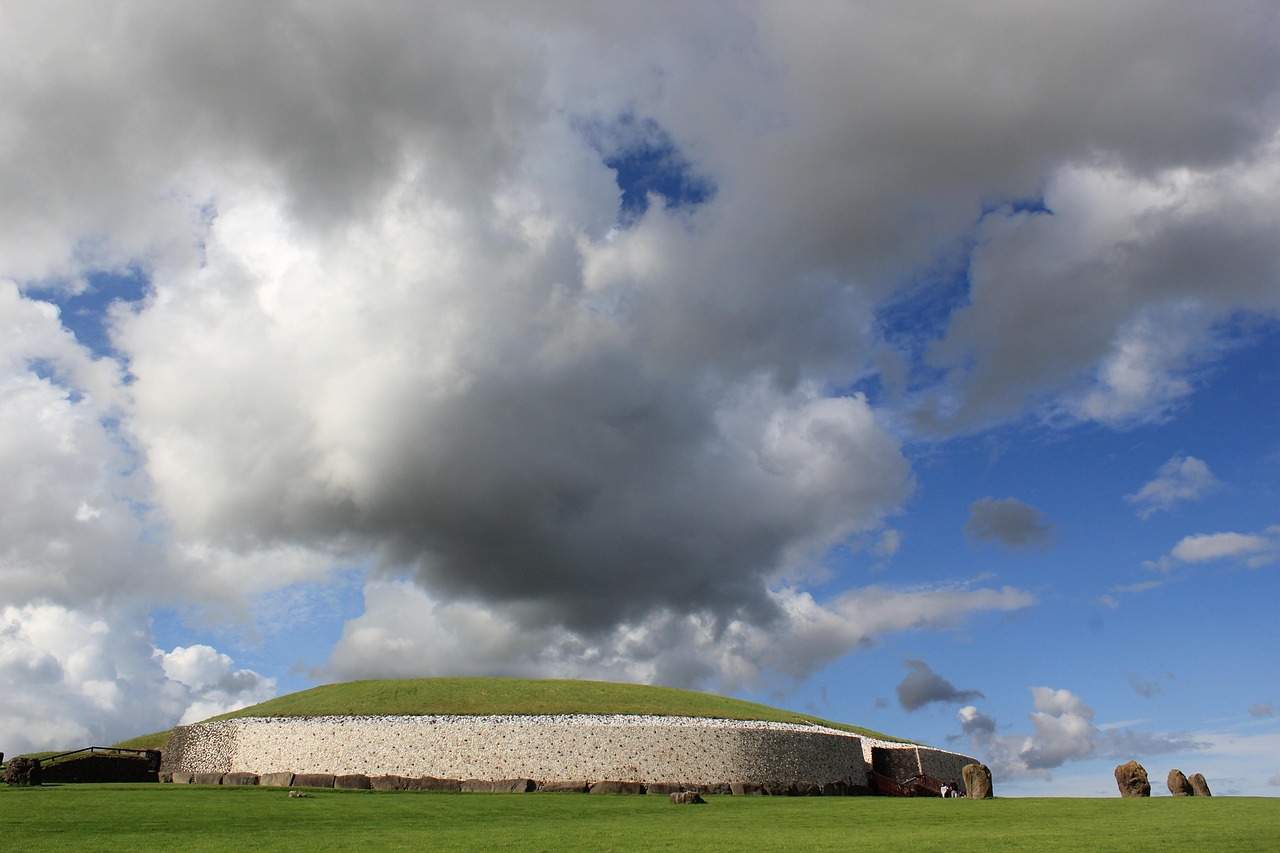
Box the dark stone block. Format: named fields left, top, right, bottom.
left=192, top=772, right=224, bottom=785
left=462, top=778, right=535, bottom=793
left=730, top=781, right=763, bottom=796
left=537, top=780, right=589, bottom=793
left=644, top=782, right=688, bottom=795
left=222, top=772, right=260, bottom=786
left=335, top=774, right=371, bottom=790
left=403, top=776, right=462, bottom=792
left=371, top=775, right=409, bottom=791
left=589, top=780, right=645, bottom=794
left=292, top=773, right=336, bottom=788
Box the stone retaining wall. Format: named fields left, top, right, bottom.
left=163, top=714, right=978, bottom=791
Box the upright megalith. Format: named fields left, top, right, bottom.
left=1188, top=773, right=1212, bottom=796
left=1114, top=761, right=1150, bottom=797
left=1167, top=769, right=1193, bottom=796
left=962, top=762, right=993, bottom=798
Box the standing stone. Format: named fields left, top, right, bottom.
left=1188, top=773, right=1212, bottom=796
left=1167, top=769, right=1193, bottom=796
left=962, top=763, right=994, bottom=799
left=1114, top=761, right=1151, bottom=797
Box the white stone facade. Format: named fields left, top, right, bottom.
left=165, top=714, right=977, bottom=789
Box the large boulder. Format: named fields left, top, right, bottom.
left=1188, top=773, right=1212, bottom=796
left=1167, top=769, right=1193, bottom=796
left=3, top=757, right=42, bottom=787
left=1114, top=761, right=1151, bottom=797
left=962, top=763, right=993, bottom=799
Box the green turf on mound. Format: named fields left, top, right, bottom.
left=200, top=677, right=906, bottom=742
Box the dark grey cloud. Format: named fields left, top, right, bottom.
left=965, top=498, right=1052, bottom=548
left=896, top=659, right=984, bottom=711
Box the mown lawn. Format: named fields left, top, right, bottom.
left=1, top=785, right=1276, bottom=852
left=203, top=677, right=900, bottom=740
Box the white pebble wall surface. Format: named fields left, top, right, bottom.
left=168, top=715, right=879, bottom=785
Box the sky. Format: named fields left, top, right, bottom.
left=1, top=1, right=1278, bottom=796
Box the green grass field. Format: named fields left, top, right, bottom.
left=206, top=677, right=901, bottom=739
left=1, top=785, right=1275, bottom=852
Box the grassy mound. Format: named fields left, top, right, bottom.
left=200, top=677, right=905, bottom=742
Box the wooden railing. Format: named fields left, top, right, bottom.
left=867, top=770, right=916, bottom=797
left=41, top=747, right=160, bottom=769
left=869, top=770, right=952, bottom=798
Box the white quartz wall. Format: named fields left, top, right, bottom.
left=169, top=715, right=873, bottom=785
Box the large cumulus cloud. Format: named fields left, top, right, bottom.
left=1, top=1, right=1279, bottom=748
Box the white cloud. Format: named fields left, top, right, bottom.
left=1170, top=531, right=1276, bottom=564
left=956, top=687, right=1202, bottom=780
left=0, top=603, right=271, bottom=753
left=158, top=645, right=276, bottom=725
left=923, top=143, right=1280, bottom=431
left=1126, top=454, right=1220, bottom=518
left=325, top=579, right=1032, bottom=693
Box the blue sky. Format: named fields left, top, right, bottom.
left=2, top=1, right=1278, bottom=796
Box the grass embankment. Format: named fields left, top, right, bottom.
left=204, top=677, right=903, bottom=741
left=1, top=785, right=1275, bottom=852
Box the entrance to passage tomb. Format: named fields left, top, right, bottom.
left=870, top=747, right=896, bottom=777
left=868, top=747, right=920, bottom=797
